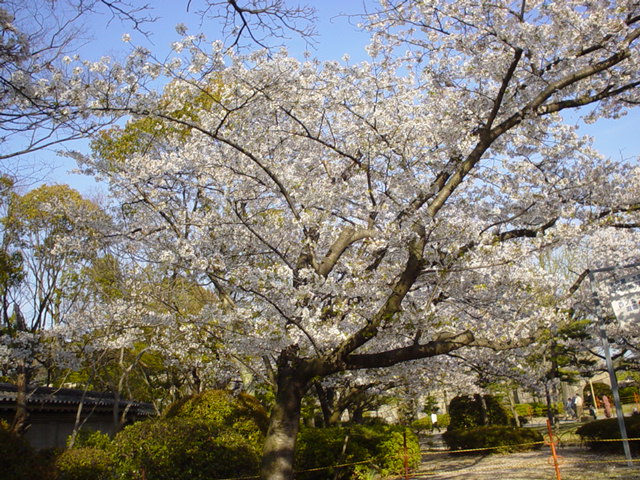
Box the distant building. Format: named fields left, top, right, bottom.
left=0, top=383, right=155, bottom=449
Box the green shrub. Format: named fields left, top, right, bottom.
left=443, top=425, right=544, bottom=453
left=359, top=415, right=389, bottom=426
left=411, top=416, right=431, bottom=433
left=437, top=413, right=450, bottom=429
left=515, top=401, right=560, bottom=418
left=619, top=385, right=640, bottom=404
left=108, top=389, right=268, bottom=480
left=295, top=425, right=420, bottom=480
left=164, top=389, right=268, bottom=444
left=67, top=429, right=111, bottom=450
left=411, top=414, right=450, bottom=433
left=448, top=395, right=509, bottom=430
left=55, top=447, right=113, bottom=480
left=111, top=417, right=261, bottom=480
left=0, top=420, right=54, bottom=480
left=576, top=416, right=640, bottom=454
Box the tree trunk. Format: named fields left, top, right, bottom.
left=508, top=390, right=520, bottom=428
left=260, top=369, right=308, bottom=480
left=68, top=388, right=89, bottom=448
left=10, top=361, right=30, bottom=435
left=476, top=394, right=489, bottom=426
left=112, top=389, right=121, bottom=433
left=350, top=407, right=364, bottom=424
left=545, top=383, right=555, bottom=426
left=329, top=409, right=343, bottom=426
left=314, top=382, right=332, bottom=427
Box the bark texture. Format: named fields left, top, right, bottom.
left=260, top=362, right=308, bottom=480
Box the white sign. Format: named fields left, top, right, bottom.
left=610, top=273, right=640, bottom=324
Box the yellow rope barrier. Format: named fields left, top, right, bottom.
left=206, top=433, right=640, bottom=480
left=294, top=458, right=372, bottom=473
left=421, top=440, right=546, bottom=455
left=212, top=459, right=373, bottom=480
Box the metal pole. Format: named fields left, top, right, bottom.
left=588, top=271, right=633, bottom=466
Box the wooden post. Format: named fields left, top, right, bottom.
left=403, top=429, right=409, bottom=480
left=546, top=419, right=562, bottom=480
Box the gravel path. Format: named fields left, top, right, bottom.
left=407, top=445, right=640, bottom=480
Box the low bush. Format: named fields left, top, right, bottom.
left=67, top=429, right=111, bottom=450
left=111, top=417, right=261, bottom=480
left=411, top=416, right=431, bottom=433
left=576, top=416, right=640, bottom=454
left=55, top=447, right=113, bottom=480
left=619, top=385, right=640, bottom=404
left=108, top=390, right=268, bottom=480
left=515, top=402, right=562, bottom=418
left=295, top=424, right=420, bottom=480
left=163, top=389, right=269, bottom=444
left=443, top=425, right=544, bottom=453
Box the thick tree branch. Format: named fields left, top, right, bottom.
left=344, top=330, right=474, bottom=370
left=325, top=224, right=427, bottom=364
left=316, top=227, right=378, bottom=277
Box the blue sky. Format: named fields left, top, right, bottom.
left=31, top=1, right=639, bottom=195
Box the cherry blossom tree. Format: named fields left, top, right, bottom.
left=57, top=1, right=640, bottom=478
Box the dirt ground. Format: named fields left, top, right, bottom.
left=407, top=445, right=640, bottom=480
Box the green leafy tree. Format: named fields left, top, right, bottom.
left=0, top=183, right=106, bottom=434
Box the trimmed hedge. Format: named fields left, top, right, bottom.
left=443, top=425, right=544, bottom=453
left=515, top=402, right=561, bottom=417
left=108, top=390, right=269, bottom=480
left=576, top=416, right=640, bottom=454
left=295, top=425, right=420, bottom=480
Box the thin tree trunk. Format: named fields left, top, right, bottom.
left=10, top=361, right=29, bottom=435
left=314, top=381, right=332, bottom=427
left=508, top=389, right=520, bottom=427
left=333, top=428, right=351, bottom=480
left=545, top=383, right=555, bottom=426
left=476, top=394, right=489, bottom=426
left=112, top=389, right=121, bottom=433
left=260, top=370, right=307, bottom=480
left=68, top=388, right=88, bottom=448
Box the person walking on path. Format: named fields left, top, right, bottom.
left=566, top=398, right=575, bottom=419
left=431, top=412, right=440, bottom=432
left=573, top=394, right=583, bottom=420
left=602, top=395, right=612, bottom=418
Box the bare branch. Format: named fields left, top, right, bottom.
left=189, top=0, right=317, bottom=52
